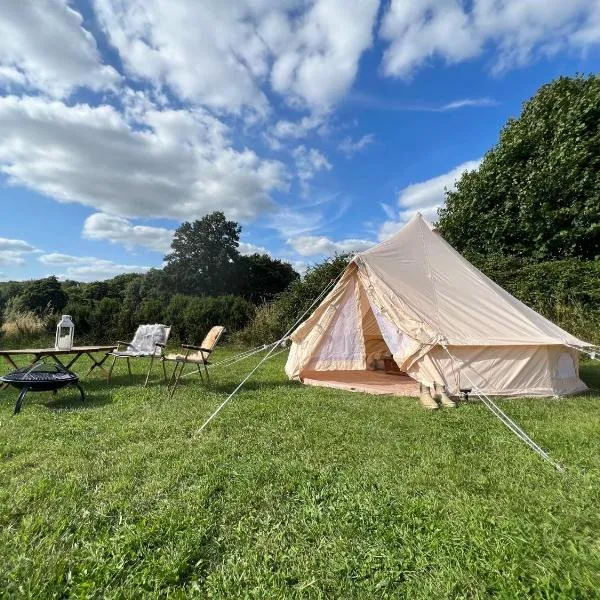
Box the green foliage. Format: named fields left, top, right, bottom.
left=165, top=211, right=241, bottom=296
left=0, top=353, right=599, bottom=597
left=0, top=213, right=297, bottom=348
left=17, top=276, right=68, bottom=315
left=438, top=74, right=600, bottom=261
left=183, top=295, right=255, bottom=345
left=236, top=253, right=299, bottom=303
left=163, top=294, right=192, bottom=342
left=238, top=254, right=351, bottom=345
left=136, top=297, right=166, bottom=325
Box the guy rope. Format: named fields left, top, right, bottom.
left=442, top=345, right=564, bottom=471
left=194, top=273, right=343, bottom=436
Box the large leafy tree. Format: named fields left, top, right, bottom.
left=164, top=211, right=241, bottom=295
left=237, top=253, right=299, bottom=303
left=18, top=276, right=68, bottom=314
left=437, top=75, right=600, bottom=262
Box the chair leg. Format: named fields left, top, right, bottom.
left=162, top=359, right=167, bottom=383
left=196, top=363, right=204, bottom=383
left=144, top=354, right=155, bottom=387
left=204, top=362, right=210, bottom=382
left=127, top=357, right=132, bottom=381
left=167, top=362, right=178, bottom=389
left=169, top=362, right=185, bottom=399
left=107, top=355, right=117, bottom=382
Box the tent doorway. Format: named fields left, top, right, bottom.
left=300, top=277, right=420, bottom=397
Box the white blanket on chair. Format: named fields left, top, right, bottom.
left=125, top=324, right=168, bottom=356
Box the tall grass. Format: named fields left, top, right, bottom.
left=1, top=301, right=54, bottom=348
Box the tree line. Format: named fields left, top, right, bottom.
left=0, top=212, right=299, bottom=346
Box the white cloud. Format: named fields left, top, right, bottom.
left=39, top=253, right=150, bottom=281
left=93, top=0, right=379, bottom=113
left=0, top=0, right=119, bottom=98
left=338, top=134, right=375, bottom=157
left=291, top=260, right=308, bottom=275
left=0, top=96, right=287, bottom=223
left=272, top=113, right=329, bottom=139
left=378, top=159, right=481, bottom=240
left=0, top=237, right=37, bottom=266
left=0, top=238, right=35, bottom=253
left=238, top=241, right=270, bottom=256
left=268, top=0, right=380, bottom=110
left=438, top=98, right=498, bottom=111
left=380, top=0, right=600, bottom=79
left=288, top=235, right=373, bottom=257
left=83, top=213, right=174, bottom=254
left=83, top=214, right=276, bottom=258
left=293, top=145, right=332, bottom=193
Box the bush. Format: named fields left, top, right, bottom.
left=183, top=295, right=255, bottom=344
left=87, top=298, right=122, bottom=343
left=164, top=295, right=192, bottom=342
left=136, top=298, right=165, bottom=326
left=237, top=254, right=351, bottom=346
left=235, top=301, right=286, bottom=346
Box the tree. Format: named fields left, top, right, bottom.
left=437, top=74, right=600, bottom=262
left=164, top=212, right=241, bottom=295
left=18, top=276, right=68, bottom=314
left=237, top=253, right=299, bottom=303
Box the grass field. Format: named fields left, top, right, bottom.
left=0, top=349, right=599, bottom=598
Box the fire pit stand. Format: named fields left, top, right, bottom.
left=1, top=362, right=85, bottom=414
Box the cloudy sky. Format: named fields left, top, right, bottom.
left=1, top=0, right=599, bottom=281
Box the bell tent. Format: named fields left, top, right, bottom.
left=285, top=213, right=590, bottom=398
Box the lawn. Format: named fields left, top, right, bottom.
left=0, top=349, right=599, bottom=599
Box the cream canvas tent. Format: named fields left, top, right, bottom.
left=285, top=213, right=590, bottom=398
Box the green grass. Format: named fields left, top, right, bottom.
left=0, top=350, right=599, bottom=598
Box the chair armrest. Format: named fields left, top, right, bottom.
left=115, top=340, right=131, bottom=349
left=154, top=342, right=166, bottom=348
left=181, top=344, right=211, bottom=352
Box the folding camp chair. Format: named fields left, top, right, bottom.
left=164, top=325, right=226, bottom=397
left=107, top=324, right=171, bottom=386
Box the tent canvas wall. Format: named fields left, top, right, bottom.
left=285, top=214, right=590, bottom=397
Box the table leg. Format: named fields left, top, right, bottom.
left=2, top=354, right=18, bottom=370
left=83, top=352, right=112, bottom=378
left=1, top=355, right=19, bottom=390
left=49, top=355, right=68, bottom=369
left=64, top=352, right=84, bottom=371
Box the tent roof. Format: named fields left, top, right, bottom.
left=352, top=213, right=589, bottom=347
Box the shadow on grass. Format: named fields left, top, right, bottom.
left=46, top=390, right=115, bottom=411
left=0, top=387, right=115, bottom=413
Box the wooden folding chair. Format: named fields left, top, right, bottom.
left=163, top=326, right=226, bottom=397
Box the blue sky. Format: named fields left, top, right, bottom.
left=0, top=0, right=599, bottom=281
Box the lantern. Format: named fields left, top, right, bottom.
left=55, top=315, right=75, bottom=351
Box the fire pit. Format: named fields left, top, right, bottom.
left=1, top=362, right=85, bottom=414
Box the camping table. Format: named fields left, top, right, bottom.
left=0, top=346, right=118, bottom=386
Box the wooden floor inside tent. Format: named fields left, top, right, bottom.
left=302, top=370, right=420, bottom=397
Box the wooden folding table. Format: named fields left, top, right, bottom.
left=0, top=346, right=118, bottom=380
